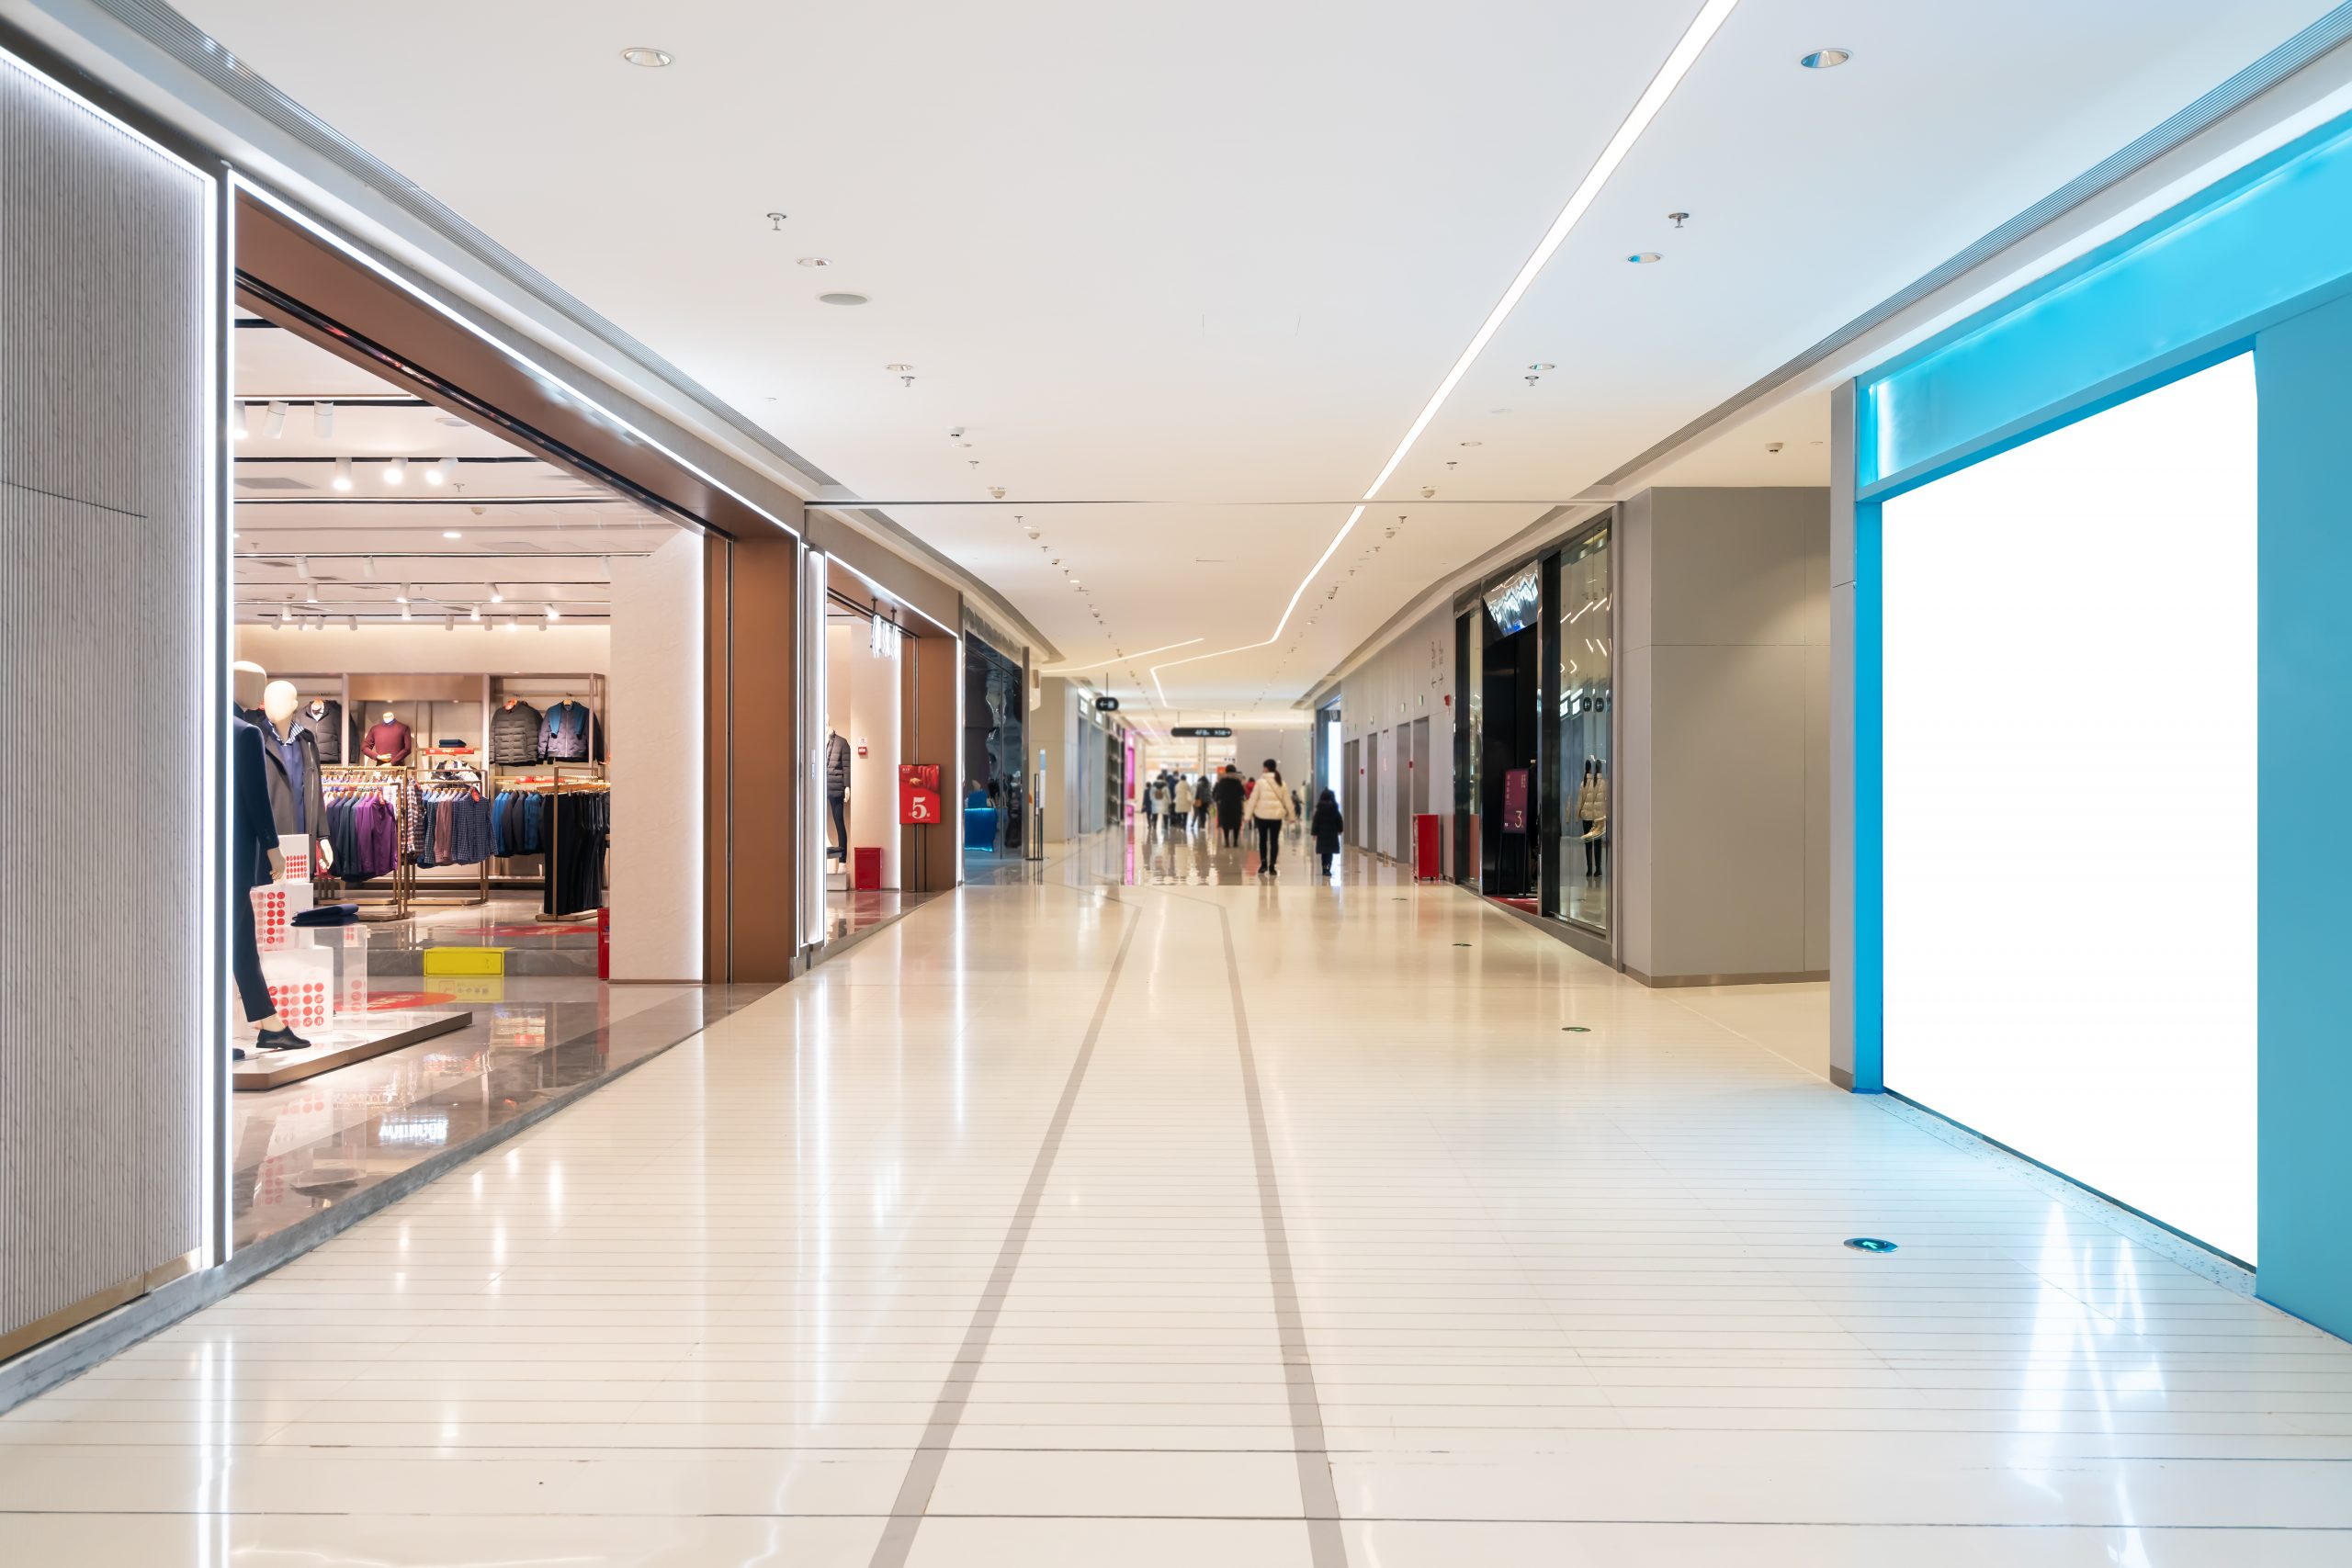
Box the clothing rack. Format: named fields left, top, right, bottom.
left=493, top=764, right=609, bottom=922
left=320, top=761, right=492, bottom=917
left=319, top=764, right=416, bottom=921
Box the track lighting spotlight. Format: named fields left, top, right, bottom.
left=312, top=402, right=334, bottom=438
left=382, top=457, right=407, bottom=485
left=264, top=401, right=289, bottom=439
left=469, top=604, right=481, bottom=622
left=544, top=604, right=560, bottom=621
left=429, top=457, right=458, bottom=487
left=332, top=457, right=354, bottom=492
left=488, top=583, right=504, bottom=604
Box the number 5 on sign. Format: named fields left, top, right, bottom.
left=898, top=763, right=943, bottom=826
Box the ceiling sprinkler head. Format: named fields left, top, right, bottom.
left=900, top=375, right=915, bottom=388
left=1668, top=211, right=1690, bottom=228
left=765, top=211, right=786, bottom=231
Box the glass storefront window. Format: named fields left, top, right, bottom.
left=1556, top=526, right=1610, bottom=931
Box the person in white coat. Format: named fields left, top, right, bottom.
left=1248, top=761, right=1295, bottom=874
left=1172, top=775, right=1196, bottom=838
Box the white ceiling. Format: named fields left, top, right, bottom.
left=185, top=0, right=2338, bottom=708
left=232, top=321, right=673, bottom=623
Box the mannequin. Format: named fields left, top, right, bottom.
left=361, top=706, right=412, bottom=766
left=259, top=679, right=333, bottom=874
left=298, top=694, right=345, bottom=764
left=824, top=728, right=851, bottom=863
left=232, top=671, right=313, bottom=1052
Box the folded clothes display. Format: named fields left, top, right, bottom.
left=291, top=903, right=360, bottom=927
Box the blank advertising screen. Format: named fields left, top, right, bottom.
left=1880, top=354, right=2258, bottom=1261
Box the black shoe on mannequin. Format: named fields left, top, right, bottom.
left=254, top=1025, right=311, bottom=1053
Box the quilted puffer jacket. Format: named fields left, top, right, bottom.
left=490, top=699, right=544, bottom=765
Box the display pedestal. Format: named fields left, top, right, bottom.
left=232, top=1009, right=472, bottom=1090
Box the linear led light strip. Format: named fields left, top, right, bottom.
left=1150, top=0, right=1743, bottom=710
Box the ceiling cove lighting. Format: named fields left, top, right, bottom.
left=1150, top=0, right=1744, bottom=707
left=331, top=457, right=354, bottom=491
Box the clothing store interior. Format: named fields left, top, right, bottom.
left=226, top=308, right=696, bottom=1248
left=822, top=580, right=915, bottom=943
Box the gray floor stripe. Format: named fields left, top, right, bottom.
left=1218, top=905, right=1352, bottom=1568
left=864, top=910, right=1142, bottom=1568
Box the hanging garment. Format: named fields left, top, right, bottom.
left=298, top=698, right=346, bottom=764
left=490, top=701, right=544, bottom=765
left=541, top=701, right=594, bottom=761
left=542, top=790, right=611, bottom=917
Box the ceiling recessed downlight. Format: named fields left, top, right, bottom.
left=1627, top=252, right=1663, bottom=264
left=619, top=45, right=673, bottom=68
left=442, top=530, right=463, bottom=540
left=820, top=292, right=869, bottom=306
left=797, top=256, right=830, bottom=268
left=1459, top=440, right=1483, bottom=447
left=1800, top=47, right=1852, bottom=69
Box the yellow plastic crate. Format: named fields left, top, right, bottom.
left=421, top=945, right=507, bottom=976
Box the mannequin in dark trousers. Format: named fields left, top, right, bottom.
left=230, top=714, right=309, bottom=1048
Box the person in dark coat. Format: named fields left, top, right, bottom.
left=1310, top=789, right=1344, bottom=877
left=1211, top=766, right=1248, bottom=847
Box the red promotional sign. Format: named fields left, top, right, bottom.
left=1501, top=767, right=1531, bottom=835
left=899, top=762, right=944, bottom=826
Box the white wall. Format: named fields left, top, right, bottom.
left=843, top=625, right=904, bottom=886
left=1334, top=603, right=1455, bottom=860
left=605, top=530, right=701, bottom=981
left=1224, top=726, right=1312, bottom=793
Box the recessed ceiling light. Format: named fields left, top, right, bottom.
left=884, top=363, right=912, bottom=372
left=1459, top=440, right=1482, bottom=447
left=1528, top=363, right=1555, bottom=371
left=1627, top=252, right=1663, bottom=264
left=442, top=530, right=463, bottom=540
left=619, top=46, right=673, bottom=68
left=1799, top=47, right=1852, bottom=69
left=820, top=292, right=869, bottom=306
left=797, top=256, right=830, bottom=268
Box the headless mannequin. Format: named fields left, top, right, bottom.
left=242, top=678, right=300, bottom=1044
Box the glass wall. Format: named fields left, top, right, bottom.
left=962, top=631, right=1025, bottom=860
left=1555, top=525, right=1611, bottom=932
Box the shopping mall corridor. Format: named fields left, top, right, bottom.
left=2, top=835, right=2347, bottom=1566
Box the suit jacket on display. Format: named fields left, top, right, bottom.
left=491, top=700, right=544, bottom=765
left=825, top=732, right=852, bottom=798
left=229, top=714, right=277, bottom=889
left=258, top=716, right=325, bottom=856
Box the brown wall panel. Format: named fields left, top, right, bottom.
left=900, top=628, right=962, bottom=894
left=720, top=534, right=800, bottom=978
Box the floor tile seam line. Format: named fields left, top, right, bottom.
left=1214, top=901, right=1351, bottom=1567
left=6, top=1510, right=2346, bottom=1530
left=859, top=906, right=1145, bottom=1568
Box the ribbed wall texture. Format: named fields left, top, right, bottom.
left=0, top=56, right=210, bottom=1348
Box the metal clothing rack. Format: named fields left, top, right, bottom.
left=492, top=764, right=608, bottom=922
left=320, top=761, right=492, bottom=919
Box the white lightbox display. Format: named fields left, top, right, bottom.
left=1880, top=353, right=2258, bottom=1261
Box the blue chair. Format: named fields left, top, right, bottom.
left=964, top=806, right=999, bottom=852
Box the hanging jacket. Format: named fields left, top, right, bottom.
left=541, top=700, right=594, bottom=761
left=491, top=700, right=544, bottom=765
left=297, top=698, right=346, bottom=764
left=825, top=732, right=852, bottom=797
left=229, top=715, right=277, bottom=889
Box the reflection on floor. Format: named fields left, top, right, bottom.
left=323, top=894, right=602, bottom=976
left=7, top=824, right=2344, bottom=1564
left=231, top=976, right=774, bottom=1252
left=822, top=887, right=935, bottom=947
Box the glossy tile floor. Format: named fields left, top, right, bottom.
left=4, top=828, right=2348, bottom=1564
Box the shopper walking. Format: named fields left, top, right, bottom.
left=1310, top=788, right=1344, bottom=878
left=1172, top=774, right=1195, bottom=837
left=1193, top=774, right=1214, bottom=834
left=1140, top=773, right=1159, bottom=838
left=1213, top=766, right=1247, bottom=847
left=1249, top=759, right=1295, bottom=874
